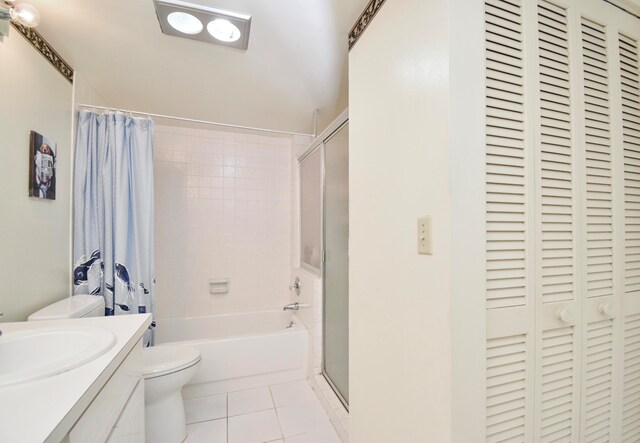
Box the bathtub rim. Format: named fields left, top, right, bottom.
left=155, top=311, right=306, bottom=345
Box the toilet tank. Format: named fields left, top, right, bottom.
left=27, top=295, right=105, bottom=321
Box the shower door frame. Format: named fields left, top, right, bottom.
left=297, top=109, right=349, bottom=410
left=321, top=116, right=349, bottom=410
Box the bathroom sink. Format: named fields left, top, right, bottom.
left=0, top=326, right=116, bottom=388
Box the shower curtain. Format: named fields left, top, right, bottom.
left=73, top=110, right=155, bottom=345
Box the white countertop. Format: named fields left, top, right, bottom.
left=0, top=314, right=152, bottom=443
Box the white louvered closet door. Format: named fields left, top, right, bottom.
left=484, top=0, right=536, bottom=440
left=484, top=0, right=640, bottom=442
left=534, top=2, right=581, bottom=441
left=578, top=15, right=617, bottom=443
left=619, top=31, right=640, bottom=443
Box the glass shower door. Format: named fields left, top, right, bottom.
left=323, top=122, right=349, bottom=406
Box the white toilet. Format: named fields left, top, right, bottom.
left=28, top=294, right=105, bottom=320
left=143, top=345, right=201, bottom=443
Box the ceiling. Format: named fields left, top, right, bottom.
left=28, top=0, right=369, bottom=134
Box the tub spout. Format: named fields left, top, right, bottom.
left=284, top=302, right=309, bottom=311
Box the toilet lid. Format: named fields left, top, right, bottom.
left=28, top=295, right=104, bottom=320
left=142, top=345, right=201, bottom=379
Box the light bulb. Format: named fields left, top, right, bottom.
left=10, top=3, right=40, bottom=28
left=207, top=19, right=241, bottom=43
left=167, top=11, right=203, bottom=35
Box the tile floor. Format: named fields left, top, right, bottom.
left=184, top=380, right=342, bottom=443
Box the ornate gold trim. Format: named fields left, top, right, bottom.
left=348, top=0, right=387, bottom=51
left=11, top=22, right=74, bottom=84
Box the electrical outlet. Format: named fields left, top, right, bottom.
left=418, top=216, right=433, bottom=255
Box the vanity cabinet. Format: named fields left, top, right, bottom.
left=106, top=380, right=145, bottom=443
left=65, top=339, right=144, bottom=443
left=0, top=315, right=151, bottom=443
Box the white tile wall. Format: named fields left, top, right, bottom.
left=154, top=125, right=293, bottom=318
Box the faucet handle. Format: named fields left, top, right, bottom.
left=289, top=277, right=301, bottom=296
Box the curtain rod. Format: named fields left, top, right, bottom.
left=77, top=104, right=315, bottom=138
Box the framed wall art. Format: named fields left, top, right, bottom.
left=28, top=130, right=56, bottom=200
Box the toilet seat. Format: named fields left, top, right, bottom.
left=143, top=345, right=201, bottom=379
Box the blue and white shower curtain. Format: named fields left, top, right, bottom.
left=73, top=110, right=155, bottom=345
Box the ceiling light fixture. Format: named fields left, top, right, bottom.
left=0, top=0, right=40, bottom=28
left=153, top=0, right=251, bottom=50
left=0, top=0, right=39, bottom=41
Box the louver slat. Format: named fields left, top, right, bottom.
left=487, top=334, right=528, bottom=443
left=585, top=319, right=614, bottom=442
left=541, top=327, right=575, bottom=443
left=623, top=314, right=640, bottom=442
left=621, top=35, right=640, bottom=299
left=486, top=0, right=528, bottom=311
left=582, top=19, right=614, bottom=303
left=538, top=1, right=575, bottom=305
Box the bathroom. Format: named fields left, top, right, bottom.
left=1, top=0, right=352, bottom=441
left=2, top=0, right=640, bottom=442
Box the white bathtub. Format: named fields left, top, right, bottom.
left=156, top=310, right=308, bottom=397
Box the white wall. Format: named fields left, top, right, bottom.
left=0, top=29, right=73, bottom=322
left=154, top=125, right=293, bottom=318
left=348, top=0, right=452, bottom=441
left=73, top=72, right=107, bottom=107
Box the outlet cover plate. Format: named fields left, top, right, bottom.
left=418, top=216, right=433, bottom=255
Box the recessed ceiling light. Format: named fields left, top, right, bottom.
left=207, top=19, right=241, bottom=43
left=167, top=11, right=203, bottom=35
left=153, top=0, right=251, bottom=50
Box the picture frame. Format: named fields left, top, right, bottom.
left=28, top=130, right=57, bottom=200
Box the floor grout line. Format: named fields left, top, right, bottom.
left=186, top=379, right=341, bottom=443
left=270, top=384, right=286, bottom=442
left=226, top=393, right=229, bottom=443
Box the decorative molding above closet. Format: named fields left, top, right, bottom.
left=11, top=22, right=73, bottom=84
left=348, top=0, right=387, bottom=51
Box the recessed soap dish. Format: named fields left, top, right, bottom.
left=209, top=278, right=229, bottom=294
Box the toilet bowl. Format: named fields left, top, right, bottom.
left=143, top=345, right=201, bottom=443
